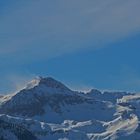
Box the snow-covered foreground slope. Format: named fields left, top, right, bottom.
left=0, top=77, right=140, bottom=140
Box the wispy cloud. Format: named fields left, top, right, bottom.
left=0, top=73, right=36, bottom=94
left=0, top=0, right=140, bottom=60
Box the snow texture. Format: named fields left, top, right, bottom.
left=0, top=77, right=140, bottom=140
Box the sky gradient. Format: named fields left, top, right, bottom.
left=0, top=0, right=140, bottom=94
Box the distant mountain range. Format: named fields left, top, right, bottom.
left=0, top=77, right=140, bottom=140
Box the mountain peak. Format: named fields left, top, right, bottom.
left=25, top=76, right=71, bottom=91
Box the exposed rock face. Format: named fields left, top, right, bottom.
left=0, top=119, right=38, bottom=140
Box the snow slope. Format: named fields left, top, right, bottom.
left=0, top=77, right=140, bottom=140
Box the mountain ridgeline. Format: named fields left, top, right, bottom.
left=0, top=77, right=140, bottom=140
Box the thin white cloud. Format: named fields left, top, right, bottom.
left=3, top=73, right=36, bottom=94
left=0, top=0, right=140, bottom=59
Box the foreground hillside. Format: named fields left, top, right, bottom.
left=0, top=77, right=140, bottom=140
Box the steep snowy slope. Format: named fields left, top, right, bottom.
left=0, top=76, right=140, bottom=140
left=0, top=77, right=116, bottom=122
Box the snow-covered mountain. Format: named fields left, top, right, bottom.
left=0, top=77, right=140, bottom=140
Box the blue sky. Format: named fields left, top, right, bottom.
left=0, top=0, right=140, bottom=94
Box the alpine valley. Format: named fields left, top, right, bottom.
left=0, top=77, right=140, bottom=140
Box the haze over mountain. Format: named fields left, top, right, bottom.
left=0, top=76, right=140, bottom=140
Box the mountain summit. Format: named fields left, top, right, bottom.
left=25, top=76, right=71, bottom=92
